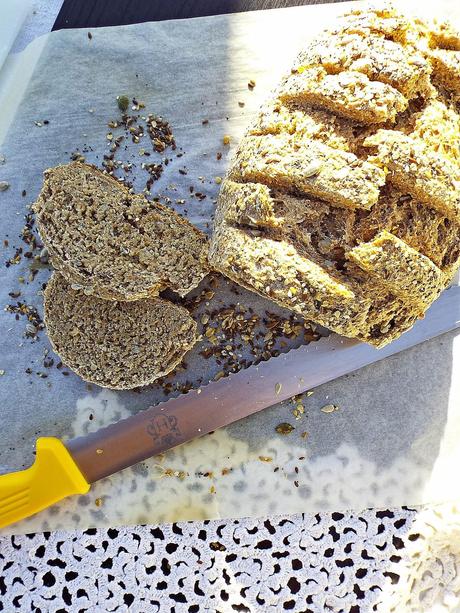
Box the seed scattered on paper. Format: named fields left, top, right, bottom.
left=321, top=403, right=339, bottom=413
left=275, top=382, right=282, bottom=394
left=0, top=181, right=10, bottom=192
left=275, top=422, right=294, bottom=435
left=39, top=247, right=49, bottom=264
left=117, top=95, right=130, bottom=112
left=223, top=135, right=231, bottom=145
left=292, top=404, right=304, bottom=420
left=71, top=151, right=85, bottom=163
left=25, top=323, right=37, bottom=337
left=259, top=456, right=273, bottom=462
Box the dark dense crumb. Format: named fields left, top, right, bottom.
left=4, top=100, right=200, bottom=383
left=44, top=273, right=198, bottom=389
left=33, top=162, right=210, bottom=301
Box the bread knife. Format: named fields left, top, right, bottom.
left=1, top=284, right=459, bottom=530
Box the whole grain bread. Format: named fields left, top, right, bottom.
left=210, top=5, right=460, bottom=347
left=44, top=273, right=198, bottom=390
left=34, top=163, right=209, bottom=301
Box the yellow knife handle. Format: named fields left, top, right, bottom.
left=0, top=437, right=90, bottom=530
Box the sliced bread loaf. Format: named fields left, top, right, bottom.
left=210, top=5, right=460, bottom=347
left=34, top=163, right=209, bottom=301
left=44, top=272, right=198, bottom=389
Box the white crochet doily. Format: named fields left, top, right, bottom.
left=1, top=503, right=460, bottom=612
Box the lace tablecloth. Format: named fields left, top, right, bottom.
left=1, top=2, right=460, bottom=612
left=1, top=504, right=460, bottom=611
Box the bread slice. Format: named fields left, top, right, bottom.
left=355, top=185, right=460, bottom=279
left=230, top=133, right=385, bottom=210
left=44, top=273, right=198, bottom=390
left=295, top=31, right=431, bottom=99
left=347, top=231, right=444, bottom=308
left=411, top=98, right=460, bottom=164
left=330, top=7, right=419, bottom=46
left=429, top=49, right=460, bottom=94
left=34, top=163, right=209, bottom=301
left=279, top=67, right=408, bottom=124
left=364, top=130, right=460, bottom=220
left=209, top=213, right=371, bottom=338
left=428, top=20, right=460, bottom=50
left=210, top=6, right=460, bottom=347
left=210, top=189, right=427, bottom=346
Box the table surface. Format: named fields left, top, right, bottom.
left=53, top=0, right=347, bottom=29
left=1, top=2, right=459, bottom=612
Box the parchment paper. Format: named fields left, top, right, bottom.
left=0, top=1, right=459, bottom=536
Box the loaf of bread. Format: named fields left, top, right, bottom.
left=44, top=273, right=198, bottom=389
left=34, top=163, right=209, bottom=301
left=210, top=5, right=460, bottom=346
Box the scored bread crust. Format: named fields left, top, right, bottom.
left=34, top=163, right=210, bottom=301
left=210, top=5, right=460, bottom=347
left=44, top=273, right=198, bottom=390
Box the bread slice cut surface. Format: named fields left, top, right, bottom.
left=44, top=273, right=198, bottom=390
left=34, top=163, right=209, bottom=301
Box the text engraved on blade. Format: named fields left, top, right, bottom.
left=146, top=414, right=182, bottom=447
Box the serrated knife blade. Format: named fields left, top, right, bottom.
left=66, top=285, right=460, bottom=484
